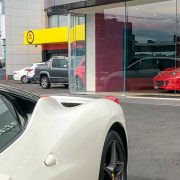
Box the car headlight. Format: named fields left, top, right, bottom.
left=169, top=72, right=177, bottom=77
left=169, top=70, right=180, bottom=77
left=157, top=71, right=162, bottom=75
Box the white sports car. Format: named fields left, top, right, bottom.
left=0, top=84, right=128, bottom=180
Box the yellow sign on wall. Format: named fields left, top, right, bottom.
left=70, top=25, right=85, bottom=43
left=26, top=31, right=34, bottom=44
left=24, top=25, right=85, bottom=45
left=24, top=27, right=68, bottom=45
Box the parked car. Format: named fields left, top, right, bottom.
left=74, top=57, right=161, bottom=91
left=74, top=57, right=85, bottom=90
left=73, top=56, right=180, bottom=91
left=0, top=84, right=128, bottom=180
left=13, top=66, right=30, bottom=83
left=0, top=61, right=5, bottom=68
left=153, top=67, right=180, bottom=91
left=34, top=56, right=69, bottom=89
left=104, top=57, right=161, bottom=91
left=26, top=62, right=45, bottom=82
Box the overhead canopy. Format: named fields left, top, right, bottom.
left=44, top=0, right=170, bottom=15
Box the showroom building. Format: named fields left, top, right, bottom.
left=41, top=0, right=180, bottom=95
left=1, top=0, right=44, bottom=77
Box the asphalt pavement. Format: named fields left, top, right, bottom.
left=1, top=80, right=180, bottom=180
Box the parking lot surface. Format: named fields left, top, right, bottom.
left=0, top=80, right=69, bottom=95
left=123, top=103, right=180, bottom=180
left=1, top=80, right=180, bottom=180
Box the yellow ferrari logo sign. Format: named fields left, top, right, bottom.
left=27, top=31, right=34, bottom=44
left=112, top=174, right=115, bottom=180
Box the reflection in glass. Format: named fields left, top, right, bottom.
left=0, top=98, right=20, bottom=150
left=96, top=5, right=125, bottom=92
left=49, top=15, right=68, bottom=28
left=69, top=14, right=86, bottom=92
left=69, top=0, right=179, bottom=95
left=126, top=0, right=177, bottom=92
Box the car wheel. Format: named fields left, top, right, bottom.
left=64, top=84, right=69, bottom=88
left=35, top=80, right=39, bottom=84
left=75, top=76, right=83, bottom=90
left=21, top=76, right=29, bottom=83
left=98, top=131, right=127, bottom=180
left=168, top=90, right=175, bottom=93
left=41, top=76, right=50, bottom=89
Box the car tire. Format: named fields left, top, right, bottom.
left=168, top=90, right=174, bottom=93
left=35, top=80, right=39, bottom=84
left=21, top=76, right=29, bottom=84
left=98, top=130, right=127, bottom=180
left=75, top=76, right=83, bottom=90
left=41, top=76, right=50, bottom=89
left=64, top=84, right=69, bottom=88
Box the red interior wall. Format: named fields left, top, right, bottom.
left=95, top=13, right=124, bottom=91
left=177, top=37, right=180, bottom=67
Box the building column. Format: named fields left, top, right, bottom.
left=86, top=14, right=96, bottom=91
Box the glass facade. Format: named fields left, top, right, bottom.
left=69, top=14, right=86, bottom=92
left=126, top=0, right=178, bottom=94
left=49, top=15, right=68, bottom=28
left=69, top=0, right=180, bottom=96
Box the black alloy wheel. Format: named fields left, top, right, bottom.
left=99, top=131, right=127, bottom=180
left=41, top=76, right=50, bottom=89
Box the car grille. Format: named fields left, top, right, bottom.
left=165, top=81, right=169, bottom=86
left=155, top=81, right=164, bottom=86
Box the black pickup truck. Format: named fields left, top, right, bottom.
left=34, top=56, right=69, bottom=89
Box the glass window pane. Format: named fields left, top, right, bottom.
left=52, top=59, right=61, bottom=68
left=59, top=15, right=68, bottom=27
left=69, top=3, right=125, bottom=94
left=69, top=14, right=86, bottom=92
left=49, top=15, right=58, bottom=28
left=60, top=60, right=68, bottom=68
left=69, top=0, right=177, bottom=96
left=0, top=97, right=20, bottom=150
left=126, top=0, right=177, bottom=93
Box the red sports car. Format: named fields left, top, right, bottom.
left=153, top=67, right=180, bottom=91
left=74, top=58, right=85, bottom=90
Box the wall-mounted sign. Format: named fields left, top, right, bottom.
left=24, top=25, right=85, bottom=45
left=27, top=31, right=34, bottom=44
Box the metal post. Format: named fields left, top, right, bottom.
left=68, top=13, right=72, bottom=94
left=122, top=1, right=127, bottom=97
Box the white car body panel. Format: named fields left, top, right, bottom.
left=27, top=63, right=45, bottom=80
left=13, top=67, right=28, bottom=81
left=0, top=96, right=127, bottom=180
left=13, top=63, right=45, bottom=81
